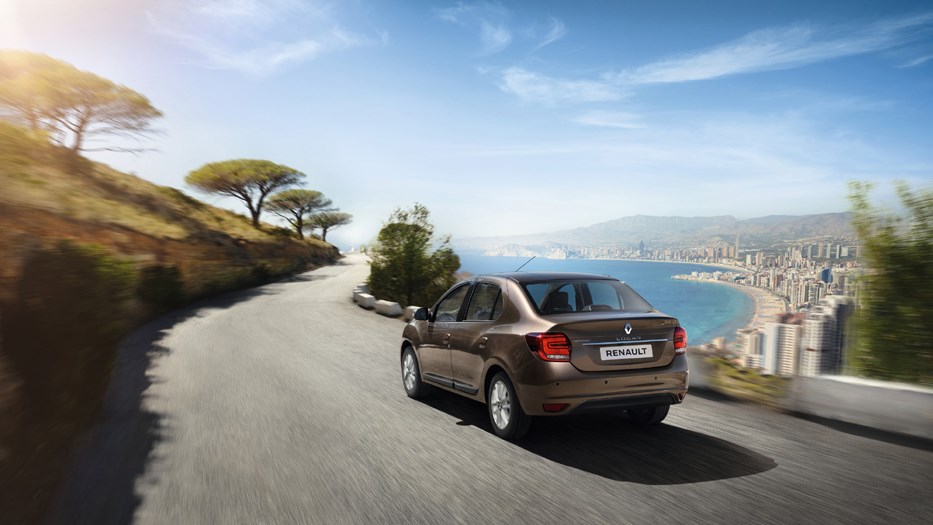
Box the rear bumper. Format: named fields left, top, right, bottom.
left=513, top=354, right=689, bottom=416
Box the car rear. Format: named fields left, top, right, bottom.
left=506, top=276, right=689, bottom=416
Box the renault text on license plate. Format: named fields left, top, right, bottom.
left=600, top=344, right=653, bottom=361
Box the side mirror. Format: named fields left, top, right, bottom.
left=413, top=307, right=430, bottom=321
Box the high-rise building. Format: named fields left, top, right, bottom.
left=820, top=267, right=832, bottom=284
left=736, top=328, right=764, bottom=368
left=801, top=308, right=834, bottom=376
left=763, top=317, right=802, bottom=376
left=808, top=281, right=826, bottom=305
left=800, top=295, right=853, bottom=376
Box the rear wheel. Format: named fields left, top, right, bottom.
left=401, top=347, right=428, bottom=399
left=487, top=372, right=531, bottom=440
left=626, top=404, right=669, bottom=424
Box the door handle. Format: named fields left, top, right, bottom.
left=443, top=334, right=451, bottom=345
left=478, top=336, right=488, bottom=349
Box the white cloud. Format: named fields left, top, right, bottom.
left=498, top=67, right=623, bottom=104
left=574, top=111, right=643, bottom=129
left=495, top=13, right=933, bottom=104
left=436, top=1, right=512, bottom=55
left=435, top=1, right=509, bottom=25
left=619, top=13, right=933, bottom=84
left=535, top=16, right=567, bottom=49
left=480, top=22, right=512, bottom=55
left=436, top=3, right=567, bottom=55
left=898, top=54, right=933, bottom=68
left=192, top=0, right=273, bottom=20
left=147, top=0, right=377, bottom=75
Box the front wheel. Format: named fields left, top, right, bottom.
left=487, top=372, right=531, bottom=440
left=401, top=347, right=429, bottom=399
left=625, top=404, right=669, bottom=425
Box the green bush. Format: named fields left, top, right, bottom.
left=848, top=182, right=933, bottom=385
left=137, top=264, right=185, bottom=314
left=368, top=204, right=460, bottom=306
left=0, top=120, right=49, bottom=166
left=1, top=241, right=136, bottom=419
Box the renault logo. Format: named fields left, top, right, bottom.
left=624, top=323, right=632, bottom=335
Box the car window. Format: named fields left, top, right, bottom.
left=586, top=281, right=623, bottom=310
left=434, top=284, right=470, bottom=322
left=465, top=282, right=502, bottom=321
left=523, top=280, right=654, bottom=314
left=526, top=282, right=578, bottom=314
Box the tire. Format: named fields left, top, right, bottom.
left=487, top=372, right=532, bottom=440
left=401, top=347, right=429, bottom=399
left=626, top=404, right=670, bottom=425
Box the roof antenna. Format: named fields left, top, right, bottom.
left=515, top=255, right=536, bottom=272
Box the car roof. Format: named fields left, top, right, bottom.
left=479, top=271, right=619, bottom=284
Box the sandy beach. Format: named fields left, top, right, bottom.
left=671, top=273, right=788, bottom=333
left=720, top=281, right=789, bottom=330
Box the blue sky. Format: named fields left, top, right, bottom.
left=2, top=0, right=931, bottom=248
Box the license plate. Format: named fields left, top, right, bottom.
left=599, top=344, right=653, bottom=361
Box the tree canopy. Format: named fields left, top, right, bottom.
left=848, top=181, right=932, bottom=385
left=309, top=211, right=352, bottom=242
left=368, top=204, right=459, bottom=307
left=0, top=50, right=162, bottom=155
left=265, top=189, right=333, bottom=239
left=186, top=159, right=305, bottom=228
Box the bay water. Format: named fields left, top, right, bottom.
left=457, top=254, right=754, bottom=345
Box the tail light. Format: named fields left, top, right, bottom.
left=526, top=332, right=572, bottom=361
left=674, top=326, right=687, bottom=354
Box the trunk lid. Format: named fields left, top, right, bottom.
left=549, top=312, right=680, bottom=372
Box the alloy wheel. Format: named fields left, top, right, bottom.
left=403, top=353, right=416, bottom=392
left=490, top=380, right=511, bottom=429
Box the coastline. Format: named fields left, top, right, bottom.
left=689, top=278, right=788, bottom=332
left=610, top=257, right=747, bottom=273
left=473, top=254, right=750, bottom=274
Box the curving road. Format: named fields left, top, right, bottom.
left=54, top=254, right=933, bottom=524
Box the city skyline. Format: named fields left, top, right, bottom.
left=2, top=0, right=931, bottom=248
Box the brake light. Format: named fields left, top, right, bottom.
left=674, top=326, right=687, bottom=354
left=525, top=332, right=572, bottom=361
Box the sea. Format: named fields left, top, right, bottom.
left=457, top=254, right=755, bottom=346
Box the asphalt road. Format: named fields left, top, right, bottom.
left=54, top=254, right=933, bottom=524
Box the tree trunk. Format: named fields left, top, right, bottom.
left=321, top=227, right=329, bottom=242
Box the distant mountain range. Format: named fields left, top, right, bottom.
left=455, top=213, right=855, bottom=255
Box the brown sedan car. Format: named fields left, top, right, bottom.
left=400, top=272, right=689, bottom=440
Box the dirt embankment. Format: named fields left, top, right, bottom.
left=0, top=158, right=339, bottom=524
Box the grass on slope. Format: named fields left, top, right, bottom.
left=3, top=157, right=328, bottom=246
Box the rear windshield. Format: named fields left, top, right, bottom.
left=522, top=279, right=655, bottom=315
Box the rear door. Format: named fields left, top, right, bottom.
left=449, top=281, right=504, bottom=395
